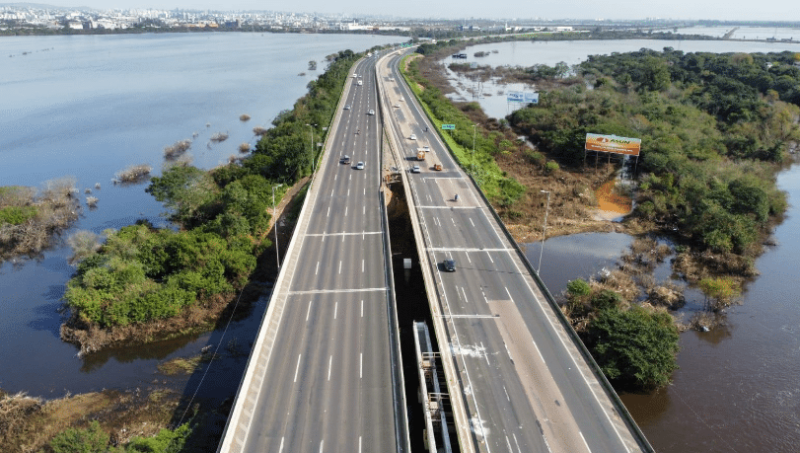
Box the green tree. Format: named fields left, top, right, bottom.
left=587, top=306, right=679, bottom=390
left=640, top=57, right=670, bottom=92
left=50, top=421, right=109, bottom=453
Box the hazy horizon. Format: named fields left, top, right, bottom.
left=4, top=0, right=800, bottom=22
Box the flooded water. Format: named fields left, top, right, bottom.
left=0, top=32, right=401, bottom=398
left=444, top=39, right=800, bottom=119
left=522, top=163, right=800, bottom=452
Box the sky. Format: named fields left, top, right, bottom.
left=25, top=0, right=800, bottom=21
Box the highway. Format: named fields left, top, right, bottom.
left=218, top=53, right=406, bottom=453
left=378, top=51, right=650, bottom=453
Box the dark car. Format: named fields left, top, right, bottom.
left=340, top=155, right=351, bottom=164
left=443, top=259, right=456, bottom=272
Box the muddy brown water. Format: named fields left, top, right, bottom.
left=524, top=164, right=800, bottom=452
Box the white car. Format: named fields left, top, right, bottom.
left=356, top=161, right=365, bottom=170
left=353, top=73, right=358, bottom=78
left=422, top=145, right=430, bottom=151
left=411, top=165, right=421, bottom=173
left=409, top=134, right=416, bottom=140
left=368, top=109, right=375, bottom=116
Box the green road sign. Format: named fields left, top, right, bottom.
left=441, top=124, right=455, bottom=130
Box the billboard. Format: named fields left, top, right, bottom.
left=507, top=91, right=524, bottom=102
left=523, top=92, right=539, bottom=104
left=585, top=133, right=641, bottom=156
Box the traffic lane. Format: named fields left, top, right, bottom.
left=440, top=250, right=590, bottom=453
left=287, top=234, right=386, bottom=292
left=319, top=292, right=363, bottom=453
left=497, top=252, right=631, bottom=453
left=245, top=292, right=335, bottom=452
left=431, top=248, right=545, bottom=453
left=361, top=289, right=397, bottom=453
left=414, top=205, right=506, bottom=251
left=286, top=293, right=351, bottom=453
left=449, top=316, right=553, bottom=453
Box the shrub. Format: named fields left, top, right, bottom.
left=68, top=230, right=102, bottom=264
left=127, top=423, right=190, bottom=453
left=544, top=161, right=560, bottom=174
left=50, top=420, right=109, bottom=453
left=586, top=305, right=679, bottom=390
left=114, top=164, right=152, bottom=184
left=239, top=114, right=251, bottom=122
left=163, top=140, right=192, bottom=159
left=590, top=289, right=622, bottom=311
left=699, top=276, right=741, bottom=311
left=210, top=132, right=229, bottom=143
left=566, top=278, right=592, bottom=297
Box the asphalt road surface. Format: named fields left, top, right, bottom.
left=232, top=54, right=402, bottom=453
left=378, top=51, right=649, bottom=453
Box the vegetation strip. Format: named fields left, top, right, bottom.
left=61, top=47, right=382, bottom=354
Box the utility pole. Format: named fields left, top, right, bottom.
left=538, top=190, right=551, bottom=275
left=305, top=123, right=316, bottom=174
left=273, top=184, right=284, bottom=269
left=472, top=124, right=477, bottom=175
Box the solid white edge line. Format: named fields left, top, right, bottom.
left=293, top=354, right=302, bottom=383
left=579, top=431, right=592, bottom=453
left=279, top=437, right=284, bottom=453
left=327, top=355, right=333, bottom=381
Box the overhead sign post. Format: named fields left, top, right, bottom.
left=441, top=124, right=455, bottom=130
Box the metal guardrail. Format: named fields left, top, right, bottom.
left=376, top=49, right=477, bottom=453
left=398, top=53, right=656, bottom=453
left=376, top=52, right=413, bottom=453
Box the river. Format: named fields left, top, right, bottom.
left=455, top=40, right=800, bottom=452
left=0, top=32, right=401, bottom=398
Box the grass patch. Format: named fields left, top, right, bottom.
left=399, top=55, right=525, bottom=207
left=157, top=351, right=215, bottom=376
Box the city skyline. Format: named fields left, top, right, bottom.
left=3, top=0, right=800, bottom=22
